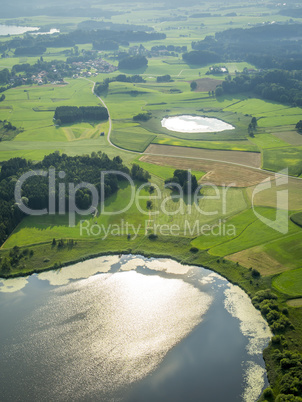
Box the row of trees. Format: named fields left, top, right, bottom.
left=114, top=74, right=145, bottom=83
left=151, top=45, right=187, bottom=53
left=54, top=106, right=108, bottom=124
left=94, top=74, right=146, bottom=96
left=248, top=117, right=257, bottom=137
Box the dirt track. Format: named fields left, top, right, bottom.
left=145, top=144, right=261, bottom=169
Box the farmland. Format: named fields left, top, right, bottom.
left=0, top=58, right=301, bottom=171
left=1, top=1, right=302, bottom=399
left=273, top=268, right=302, bottom=298
left=1, top=0, right=302, bottom=305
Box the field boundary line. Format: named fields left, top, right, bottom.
left=79, top=78, right=302, bottom=182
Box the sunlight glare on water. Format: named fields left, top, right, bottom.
left=161, top=115, right=235, bottom=133
left=8, top=270, right=211, bottom=400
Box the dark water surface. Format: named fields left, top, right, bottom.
left=0, top=255, right=271, bottom=401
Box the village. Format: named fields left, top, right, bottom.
left=71, top=58, right=118, bottom=79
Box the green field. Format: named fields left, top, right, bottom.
left=273, top=268, right=302, bottom=297
left=0, top=55, right=300, bottom=165
left=110, top=126, right=156, bottom=152
left=191, top=207, right=301, bottom=256
left=291, top=212, right=302, bottom=228
left=3, top=180, right=248, bottom=249
left=134, top=159, right=205, bottom=181
left=263, top=147, right=302, bottom=176
left=262, top=232, right=302, bottom=271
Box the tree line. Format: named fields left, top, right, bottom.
left=94, top=74, right=146, bottom=97
left=151, top=45, right=187, bottom=53
left=189, top=23, right=302, bottom=70
left=252, top=289, right=302, bottom=400
left=182, top=50, right=221, bottom=66
left=215, top=70, right=302, bottom=107
left=118, top=55, right=148, bottom=70
left=78, top=19, right=154, bottom=33
left=0, top=29, right=166, bottom=56
left=0, top=151, right=150, bottom=247
left=14, top=46, right=47, bottom=57
left=54, top=106, right=109, bottom=124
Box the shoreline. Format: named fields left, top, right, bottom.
left=0, top=235, right=293, bottom=401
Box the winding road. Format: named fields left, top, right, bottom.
left=84, top=78, right=301, bottom=181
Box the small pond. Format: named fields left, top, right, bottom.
left=161, top=115, right=235, bottom=133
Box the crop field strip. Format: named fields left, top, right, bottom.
left=144, top=144, right=261, bottom=168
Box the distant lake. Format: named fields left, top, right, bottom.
left=0, top=25, right=59, bottom=36
left=0, top=25, right=39, bottom=36
left=0, top=255, right=271, bottom=401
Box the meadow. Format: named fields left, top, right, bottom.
left=0, top=54, right=300, bottom=169
left=3, top=178, right=247, bottom=248
left=1, top=42, right=302, bottom=297
left=273, top=268, right=302, bottom=298
left=134, top=158, right=205, bottom=181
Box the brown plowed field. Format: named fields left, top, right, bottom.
left=139, top=154, right=272, bottom=187
left=145, top=144, right=261, bottom=168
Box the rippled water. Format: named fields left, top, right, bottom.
left=0, top=255, right=271, bottom=401
left=161, top=115, right=235, bottom=133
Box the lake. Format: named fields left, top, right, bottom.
left=0, top=25, right=59, bottom=36
left=0, top=255, right=271, bottom=401
left=161, top=115, right=235, bottom=133
left=0, top=25, right=39, bottom=36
